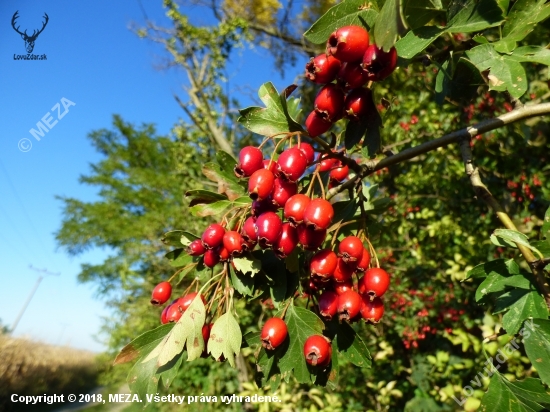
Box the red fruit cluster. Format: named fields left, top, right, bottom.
left=307, top=236, right=390, bottom=324
left=304, top=25, right=397, bottom=138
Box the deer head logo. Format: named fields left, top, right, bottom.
left=11, top=11, right=49, bottom=53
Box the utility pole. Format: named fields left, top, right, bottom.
left=10, top=266, right=60, bottom=333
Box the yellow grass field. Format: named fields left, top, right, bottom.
left=0, top=334, right=100, bottom=411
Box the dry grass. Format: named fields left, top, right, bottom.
left=0, top=334, right=100, bottom=411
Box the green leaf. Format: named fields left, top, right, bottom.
left=161, top=230, right=192, bottom=247
left=329, top=199, right=359, bottom=231
left=237, top=82, right=303, bottom=137
left=395, top=26, right=443, bottom=59
left=466, top=259, right=512, bottom=280
left=435, top=57, right=484, bottom=105
left=128, top=356, right=159, bottom=401
left=202, top=162, right=245, bottom=201
left=230, top=267, right=254, bottom=296
left=476, top=273, right=533, bottom=302
left=157, top=352, right=184, bottom=389
left=364, top=105, right=383, bottom=156
left=144, top=295, right=206, bottom=366
left=374, top=0, right=407, bottom=51
left=232, top=255, right=262, bottom=277
left=335, top=322, right=372, bottom=368
left=304, top=0, right=378, bottom=44
left=492, top=38, right=517, bottom=54
left=480, top=374, right=550, bottom=411
left=491, top=228, right=544, bottom=259
left=216, top=151, right=237, bottom=175
left=542, top=205, right=550, bottom=245
left=446, top=0, right=504, bottom=33
left=502, top=0, right=550, bottom=45
left=523, top=319, right=550, bottom=387
left=115, top=324, right=175, bottom=365
left=208, top=312, right=242, bottom=367
left=344, top=118, right=367, bottom=150
left=277, top=303, right=325, bottom=384
left=189, top=199, right=232, bottom=217
left=497, top=290, right=548, bottom=335
left=164, top=248, right=193, bottom=268
left=465, top=44, right=528, bottom=98
left=403, top=0, right=444, bottom=30
left=185, top=190, right=227, bottom=208
left=509, top=46, right=550, bottom=66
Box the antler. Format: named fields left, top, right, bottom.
left=11, top=11, right=26, bottom=36
left=33, top=13, right=49, bottom=38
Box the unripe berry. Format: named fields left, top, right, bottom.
left=327, top=25, right=369, bottom=62
left=310, top=249, right=338, bottom=279
left=358, top=268, right=390, bottom=298
left=305, top=54, right=341, bottom=84
left=151, top=281, right=172, bottom=305
left=273, top=222, right=298, bottom=259
left=261, top=317, right=288, bottom=350
left=248, top=169, right=275, bottom=201
left=338, top=236, right=364, bottom=263
left=344, top=88, right=374, bottom=121
left=284, top=194, right=311, bottom=226
left=305, top=110, right=332, bottom=138
left=255, top=211, right=282, bottom=248
left=318, top=291, right=339, bottom=320
left=277, top=147, right=308, bottom=182
left=303, top=198, right=334, bottom=231
left=303, top=335, right=332, bottom=367
left=314, top=84, right=345, bottom=123
left=297, top=142, right=315, bottom=165
left=202, top=223, right=225, bottom=249
left=337, top=290, right=362, bottom=321
left=297, top=224, right=327, bottom=250
left=360, top=296, right=384, bottom=323
left=235, top=146, right=264, bottom=178
left=272, top=178, right=297, bottom=208
left=361, top=45, right=398, bottom=82
left=187, top=239, right=206, bottom=256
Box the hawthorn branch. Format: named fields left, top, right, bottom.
left=326, top=102, right=550, bottom=200
left=459, top=139, right=550, bottom=305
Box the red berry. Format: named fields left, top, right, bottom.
left=318, top=291, right=339, bottom=320
left=187, top=239, right=206, bottom=256
left=223, top=231, right=244, bottom=256
left=160, top=305, right=171, bottom=324
left=344, top=88, right=374, bottom=121
left=202, top=223, right=225, bottom=249
left=235, top=146, right=264, bottom=178
left=318, top=154, right=339, bottom=172
left=361, top=45, right=398, bottom=82
left=273, top=222, right=299, bottom=259
left=298, top=142, right=315, bottom=165
left=263, top=159, right=278, bottom=173
left=310, top=249, right=338, bottom=279
left=329, top=163, right=349, bottom=182
left=338, top=236, right=364, bottom=263
left=303, top=335, right=332, bottom=367
left=202, top=323, right=212, bottom=343
left=333, top=257, right=354, bottom=282
left=305, top=54, right=341, bottom=84
left=334, top=280, right=354, bottom=295
left=297, top=224, right=327, bottom=250
left=248, top=169, right=275, bottom=201
left=284, top=194, right=311, bottom=226
left=277, top=147, right=308, bottom=182
left=327, top=25, right=369, bottom=62
left=305, top=111, right=332, bottom=138
left=218, top=246, right=230, bottom=262
left=337, top=290, right=362, bottom=321
left=303, top=198, right=334, bottom=231
left=356, top=247, right=371, bottom=272
left=174, top=292, right=206, bottom=313
left=242, top=216, right=258, bottom=243
left=204, top=248, right=220, bottom=267
left=338, top=61, right=370, bottom=89
left=151, top=281, right=172, bottom=305
left=255, top=211, right=282, bottom=248
left=358, top=268, right=390, bottom=298
left=272, top=178, right=298, bottom=208
left=165, top=303, right=183, bottom=323
left=314, top=84, right=345, bottom=123
left=260, top=317, right=288, bottom=350
left=360, top=296, right=384, bottom=323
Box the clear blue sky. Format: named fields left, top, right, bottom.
left=0, top=0, right=307, bottom=352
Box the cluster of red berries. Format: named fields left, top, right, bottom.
left=507, top=174, right=541, bottom=202
left=304, top=25, right=397, bottom=138
left=258, top=236, right=390, bottom=368
left=182, top=144, right=336, bottom=267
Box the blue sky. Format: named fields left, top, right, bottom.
left=0, top=0, right=307, bottom=352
